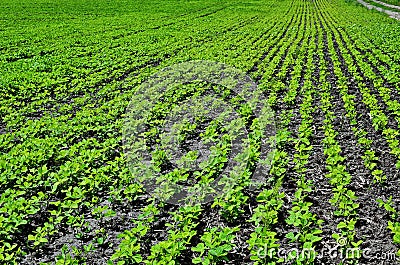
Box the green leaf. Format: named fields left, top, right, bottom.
left=191, top=243, right=205, bottom=253
left=286, top=232, right=297, bottom=242
left=39, top=237, right=48, bottom=243
left=337, top=221, right=347, bottom=229
left=192, top=257, right=202, bottom=264
left=132, top=254, right=142, bottom=263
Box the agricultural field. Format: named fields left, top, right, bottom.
left=1, top=0, right=400, bottom=264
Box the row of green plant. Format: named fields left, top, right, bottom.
left=316, top=19, right=362, bottom=264
left=248, top=2, right=313, bottom=263
left=317, top=1, right=400, bottom=259
left=315, top=4, right=388, bottom=185
left=376, top=197, right=400, bottom=257
left=284, top=16, right=325, bottom=263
